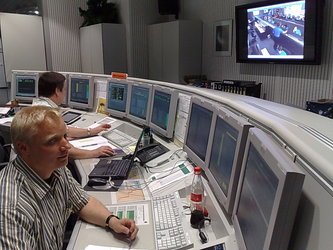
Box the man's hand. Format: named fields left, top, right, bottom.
left=109, top=217, right=139, bottom=241
left=92, top=146, right=114, bottom=157
left=92, top=124, right=111, bottom=135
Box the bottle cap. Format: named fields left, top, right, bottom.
left=194, top=167, right=201, bottom=173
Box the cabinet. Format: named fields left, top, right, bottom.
left=80, top=23, right=127, bottom=74
left=148, top=20, right=202, bottom=84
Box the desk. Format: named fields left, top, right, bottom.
left=67, top=112, right=238, bottom=250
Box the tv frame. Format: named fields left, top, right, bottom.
left=127, top=81, right=153, bottom=126
left=232, top=128, right=304, bottom=250
left=205, top=106, right=253, bottom=215
left=149, top=85, right=179, bottom=139
left=106, top=78, right=132, bottom=119
left=67, top=74, right=95, bottom=110
left=183, top=96, right=215, bottom=170
left=11, top=71, right=39, bottom=103
left=235, top=0, right=324, bottom=64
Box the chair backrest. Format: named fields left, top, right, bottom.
left=0, top=136, right=10, bottom=171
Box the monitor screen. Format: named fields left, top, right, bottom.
left=11, top=72, right=39, bottom=102
left=233, top=128, right=305, bottom=250
left=183, top=96, right=214, bottom=169
left=149, top=85, right=178, bottom=138
left=106, top=79, right=131, bottom=118
left=128, top=82, right=152, bottom=126
left=68, top=75, right=94, bottom=110
left=235, top=0, right=324, bottom=64
left=205, top=106, right=252, bottom=214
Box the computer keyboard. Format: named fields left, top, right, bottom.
left=152, top=192, right=193, bottom=250
left=103, top=129, right=137, bottom=147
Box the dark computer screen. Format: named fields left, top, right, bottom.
left=151, top=90, right=171, bottom=130
left=186, top=103, right=213, bottom=162
left=70, top=78, right=90, bottom=104
left=16, top=76, right=36, bottom=97
left=107, top=82, right=128, bottom=112
left=209, top=116, right=238, bottom=196
left=129, top=86, right=150, bottom=120
left=237, top=143, right=278, bottom=250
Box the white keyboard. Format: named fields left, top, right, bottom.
left=152, top=192, right=193, bottom=250
left=103, top=129, right=137, bottom=147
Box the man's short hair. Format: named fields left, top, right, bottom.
left=38, top=72, right=66, bottom=97
left=11, top=106, right=61, bottom=151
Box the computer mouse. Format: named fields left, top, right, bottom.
left=87, top=178, right=108, bottom=187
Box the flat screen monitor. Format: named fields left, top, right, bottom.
left=127, top=82, right=152, bottom=126
left=67, top=74, right=95, bottom=110
left=106, top=78, right=132, bottom=118
left=149, top=85, right=178, bottom=139
left=205, top=106, right=252, bottom=215
left=232, top=128, right=305, bottom=250
left=235, top=0, right=324, bottom=64
left=11, top=71, right=39, bottom=103
left=183, top=96, right=214, bottom=169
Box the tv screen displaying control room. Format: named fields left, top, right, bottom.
left=127, top=81, right=153, bottom=126
left=149, top=85, right=179, bottom=139
left=236, top=0, right=324, bottom=64
left=68, top=74, right=95, bottom=110
left=106, top=78, right=132, bottom=118
left=11, top=71, right=39, bottom=103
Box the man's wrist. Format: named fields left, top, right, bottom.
left=105, top=214, right=120, bottom=231
left=87, top=127, right=92, bottom=136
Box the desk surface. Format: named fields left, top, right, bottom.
left=67, top=112, right=238, bottom=250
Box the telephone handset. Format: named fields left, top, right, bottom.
left=136, top=142, right=169, bottom=164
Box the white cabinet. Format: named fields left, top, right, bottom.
left=148, top=20, right=202, bottom=84
left=80, top=23, right=127, bottom=74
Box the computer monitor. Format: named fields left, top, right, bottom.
left=183, top=96, right=215, bottom=169
left=67, top=74, right=95, bottom=110
left=149, top=85, right=179, bottom=139
left=232, top=128, right=305, bottom=250
left=58, top=72, right=68, bottom=107
left=106, top=78, right=132, bottom=118
left=11, top=71, right=39, bottom=103
left=205, top=106, right=252, bottom=215
left=127, top=82, right=153, bottom=126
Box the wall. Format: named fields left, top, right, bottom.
left=180, top=0, right=333, bottom=107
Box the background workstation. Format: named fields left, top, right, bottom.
left=2, top=69, right=333, bottom=250
left=0, top=1, right=333, bottom=249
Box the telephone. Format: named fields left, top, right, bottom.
left=136, top=142, right=169, bottom=164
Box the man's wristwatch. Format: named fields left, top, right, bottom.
left=105, top=214, right=120, bottom=230
left=87, top=127, right=92, bottom=136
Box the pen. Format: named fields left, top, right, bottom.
left=81, top=143, right=98, bottom=148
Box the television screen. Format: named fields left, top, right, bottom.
left=11, top=71, right=39, bottom=103
left=106, top=79, right=131, bottom=118
left=67, top=74, right=95, bottom=110
left=235, top=0, right=324, bottom=64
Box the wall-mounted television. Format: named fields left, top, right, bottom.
left=235, top=0, right=324, bottom=64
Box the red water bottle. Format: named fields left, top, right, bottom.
left=190, top=167, right=205, bottom=228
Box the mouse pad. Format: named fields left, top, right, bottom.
left=83, top=179, right=124, bottom=192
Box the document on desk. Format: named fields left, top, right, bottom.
left=69, top=136, right=117, bottom=150
left=87, top=117, right=117, bottom=129
left=0, top=117, right=13, bottom=124
left=85, top=245, right=147, bottom=250
left=148, top=162, right=193, bottom=194
left=111, top=180, right=150, bottom=204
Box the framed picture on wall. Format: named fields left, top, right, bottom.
left=214, top=19, right=233, bottom=56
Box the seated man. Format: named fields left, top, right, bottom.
left=33, top=71, right=113, bottom=159
left=0, top=106, right=138, bottom=249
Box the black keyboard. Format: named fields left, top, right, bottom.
left=89, top=159, right=132, bottom=179
left=103, top=160, right=130, bottom=176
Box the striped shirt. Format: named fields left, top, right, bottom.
left=0, top=156, right=89, bottom=249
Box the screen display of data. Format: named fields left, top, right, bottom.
left=151, top=90, right=171, bottom=130
left=70, top=78, right=89, bottom=104
left=16, top=76, right=36, bottom=97
left=209, top=117, right=238, bottom=196
left=186, top=103, right=213, bottom=161
left=108, top=82, right=128, bottom=112
left=237, top=144, right=278, bottom=250
left=129, top=86, right=149, bottom=119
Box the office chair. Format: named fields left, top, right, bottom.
left=0, top=136, right=11, bottom=171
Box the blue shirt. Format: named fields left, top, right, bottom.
left=273, top=27, right=283, bottom=37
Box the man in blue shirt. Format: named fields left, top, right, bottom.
left=272, top=22, right=287, bottom=50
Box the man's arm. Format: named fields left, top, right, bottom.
left=78, top=197, right=139, bottom=241
left=67, top=124, right=111, bottom=138
left=68, top=145, right=114, bottom=159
